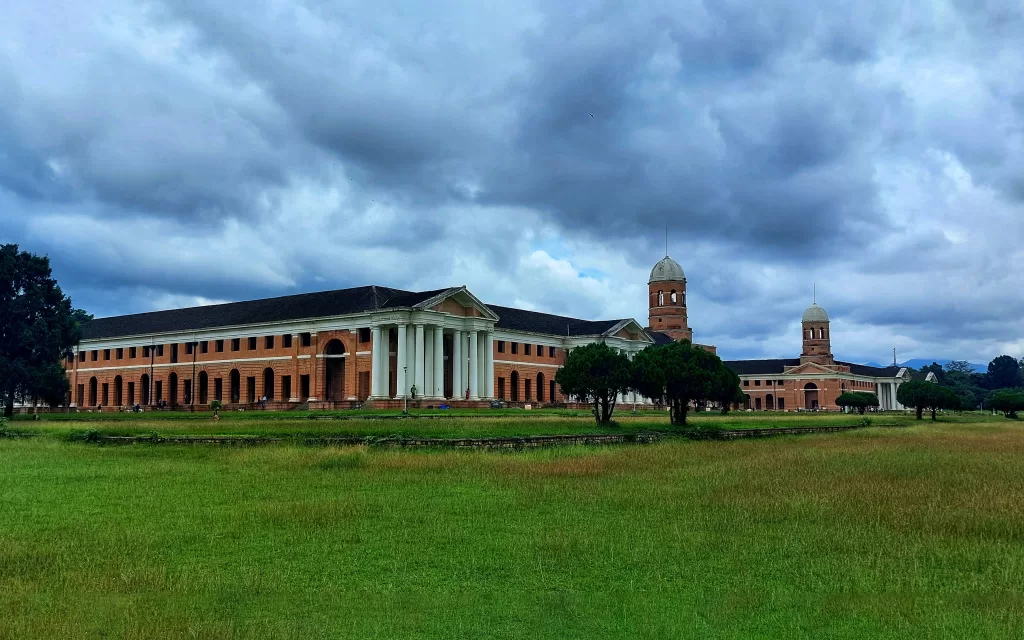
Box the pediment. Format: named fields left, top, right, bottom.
left=419, top=287, right=500, bottom=321
left=783, top=362, right=839, bottom=376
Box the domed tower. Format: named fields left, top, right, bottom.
left=800, top=303, right=834, bottom=365
left=648, top=256, right=692, bottom=342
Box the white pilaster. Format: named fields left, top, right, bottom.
left=469, top=330, right=479, bottom=400
left=453, top=330, right=463, bottom=400
left=485, top=331, right=494, bottom=399
left=424, top=328, right=434, bottom=398
left=380, top=328, right=392, bottom=398
left=891, top=381, right=898, bottom=410
left=434, top=326, right=445, bottom=398
left=405, top=324, right=416, bottom=390
left=370, top=326, right=383, bottom=398
left=414, top=324, right=425, bottom=398
left=396, top=324, right=407, bottom=398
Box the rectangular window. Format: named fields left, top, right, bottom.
left=497, top=377, right=505, bottom=399
left=156, top=345, right=164, bottom=357
left=537, top=345, right=543, bottom=356
left=497, top=340, right=505, bottom=353
left=549, top=346, right=556, bottom=358
left=300, top=375, right=310, bottom=400
left=67, top=353, right=74, bottom=364
left=155, top=381, right=163, bottom=403
left=200, top=341, right=209, bottom=354
left=91, top=350, right=98, bottom=361
left=216, top=339, right=224, bottom=353
left=115, top=348, right=123, bottom=360
left=101, top=383, right=109, bottom=406
left=214, top=378, right=223, bottom=402
left=248, top=337, right=257, bottom=350
left=127, top=382, right=135, bottom=405
left=524, top=344, right=532, bottom=356
left=754, top=380, right=761, bottom=387
left=265, top=336, right=274, bottom=349
left=231, top=338, right=240, bottom=352
left=246, top=377, right=256, bottom=403
left=283, top=334, right=293, bottom=349
left=185, top=342, right=193, bottom=355
left=281, top=376, right=292, bottom=401
left=777, top=380, right=785, bottom=386
left=511, top=342, right=518, bottom=355
left=358, top=328, right=371, bottom=343
left=778, top=398, right=785, bottom=410
left=103, top=349, right=110, bottom=361
left=143, top=346, right=151, bottom=358
left=743, top=380, right=749, bottom=387
left=78, top=351, right=85, bottom=362
left=129, top=347, right=137, bottom=359
left=170, top=344, right=178, bottom=363
left=300, top=333, right=312, bottom=347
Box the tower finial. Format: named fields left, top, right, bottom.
left=813, top=282, right=816, bottom=304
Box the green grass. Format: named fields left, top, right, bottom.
left=2, top=421, right=1023, bottom=638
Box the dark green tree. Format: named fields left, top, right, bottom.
left=944, top=360, right=975, bottom=375
left=987, top=389, right=1024, bottom=419
left=918, top=362, right=945, bottom=382
left=986, top=355, right=1022, bottom=390
left=836, top=391, right=879, bottom=415
left=0, top=245, right=83, bottom=416
left=632, top=341, right=728, bottom=426
left=898, top=380, right=943, bottom=420
left=554, top=342, right=632, bottom=425
left=713, top=366, right=742, bottom=415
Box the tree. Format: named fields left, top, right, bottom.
left=987, top=389, right=1024, bottom=419
left=554, top=342, right=632, bottom=425
left=897, top=380, right=954, bottom=421
left=0, top=245, right=83, bottom=417
left=944, top=360, right=975, bottom=375
left=918, top=362, right=945, bottom=382
left=836, top=391, right=879, bottom=415
left=713, top=366, right=742, bottom=415
left=986, top=355, right=1022, bottom=390
left=632, top=341, right=730, bottom=426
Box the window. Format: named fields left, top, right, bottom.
left=143, top=346, right=151, bottom=358
left=497, top=377, right=505, bottom=399
left=265, top=336, right=274, bottom=349
left=170, top=344, right=178, bottom=363
left=743, top=380, right=749, bottom=387
left=754, top=380, right=761, bottom=387
left=524, top=379, right=532, bottom=401
left=103, top=349, right=110, bottom=361
left=101, top=383, right=109, bottom=406
left=525, top=344, right=532, bottom=356
left=549, top=346, right=556, bottom=358
left=670, top=290, right=677, bottom=304
left=778, top=398, right=785, bottom=410
left=283, top=334, right=293, bottom=348
left=214, top=378, right=223, bottom=401
left=185, top=342, right=193, bottom=355
left=300, top=375, right=310, bottom=400
left=155, top=381, right=163, bottom=403
left=777, top=380, right=785, bottom=386
left=115, top=348, right=123, bottom=360
left=156, top=345, right=164, bottom=357
left=129, top=347, right=136, bottom=359
left=78, top=351, right=85, bottom=362
left=537, top=345, right=543, bottom=356
left=512, top=342, right=519, bottom=355
left=282, top=376, right=292, bottom=401
left=216, top=339, right=224, bottom=353
left=231, top=338, right=240, bottom=351
left=358, top=328, right=370, bottom=343
left=248, top=337, right=257, bottom=350
left=91, top=350, right=98, bottom=361
left=300, top=333, right=311, bottom=347
left=66, top=353, right=74, bottom=364
left=497, top=341, right=505, bottom=353
left=200, top=341, right=209, bottom=354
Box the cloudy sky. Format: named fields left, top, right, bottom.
left=2, top=0, right=1023, bottom=363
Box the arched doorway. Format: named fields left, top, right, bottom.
left=141, top=374, right=150, bottom=405
left=510, top=371, right=520, bottom=402
left=88, top=377, right=97, bottom=406
left=323, top=339, right=346, bottom=401
left=169, top=372, right=178, bottom=407
left=263, top=368, right=275, bottom=401
left=536, top=373, right=545, bottom=402
left=114, top=376, right=123, bottom=406
left=755, top=397, right=762, bottom=410
left=229, top=369, right=241, bottom=403
left=744, top=394, right=751, bottom=410
left=804, top=383, right=819, bottom=410
left=765, top=393, right=774, bottom=410
left=198, top=371, right=208, bottom=405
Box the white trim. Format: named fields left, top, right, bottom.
left=494, top=359, right=561, bottom=369
left=355, top=351, right=372, bottom=356
left=316, top=353, right=349, bottom=358
left=74, top=355, right=294, bottom=373
left=297, top=354, right=311, bottom=359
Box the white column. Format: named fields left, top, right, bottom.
left=414, top=324, right=425, bottom=397
left=434, top=326, right=445, bottom=398
left=380, top=327, right=391, bottom=398
left=370, top=326, right=382, bottom=398
left=469, top=330, right=479, bottom=399
left=424, top=328, right=434, bottom=397
left=891, top=381, right=898, bottom=410
left=485, top=331, right=494, bottom=398
left=453, top=329, right=463, bottom=401
left=396, top=325, right=407, bottom=398
left=405, top=324, right=416, bottom=389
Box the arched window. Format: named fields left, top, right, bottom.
left=323, top=340, right=346, bottom=401
left=658, top=290, right=664, bottom=306
left=804, top=383, right=819, bottom=410
left=670, top=290, right=677, bottom=304
left=766, top=393, right=774, bottom=410
left=263, top=368, right=275, bottom=401
left=819, top=328, right=826, bottom=339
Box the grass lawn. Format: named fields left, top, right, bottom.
left=2, top=420, right=1023, bottom=638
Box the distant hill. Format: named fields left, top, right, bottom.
left=861, top=359, right=986, bottom=372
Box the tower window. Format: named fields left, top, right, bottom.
left=670, top=290, right=677, bottom=304
left=658, top=290, right=664, bottom=306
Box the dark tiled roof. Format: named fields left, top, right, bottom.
left=487, top=304, right=626, bottom=337
left=724, top=358, right=902, bottom=377
left=80, top=286, right=450, bottom=340
left=649, top=331, right=676, bottom=345
left=724, top=359, right=800, bottom=375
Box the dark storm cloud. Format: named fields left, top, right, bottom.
left=2, top=0, right=1024, bottom=362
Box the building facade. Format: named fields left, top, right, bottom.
left=61, top=254, right=907, bottom=412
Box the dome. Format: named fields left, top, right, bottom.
left=649, top=256, right=685, bottom=283
left=802, top=303, right=830, bottom=323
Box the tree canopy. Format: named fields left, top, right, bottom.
left=0, top=244, right=84, bottom=416
left=987, top=389, right=1024, bottom=419
left=631, top=341, right=736, bottom=426
left=835, top=391, right=879, bottom=415
left=987, top=356, right=1022, bottom=390
left=896, top=380, right=958, bottom=421
left=553, top=342, right=632, bottom=425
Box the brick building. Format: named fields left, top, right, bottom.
left=62, top=254, right=907, bottom=412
